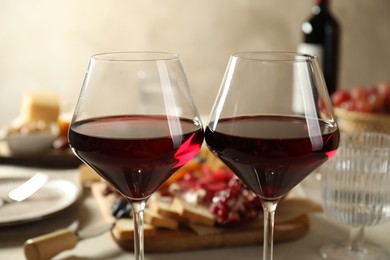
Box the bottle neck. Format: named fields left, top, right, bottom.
left=315, top=0, right=328, bottom=5
left=313, top=0, right=329, bottom=14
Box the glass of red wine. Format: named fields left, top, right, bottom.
left=68, top=52, right=204, bottom=260
left=205, top=52, right=340, bottom=260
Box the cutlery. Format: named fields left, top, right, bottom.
left=0, top=172, right=49, bottom=206
left=24, top=221, right=114, bottom=260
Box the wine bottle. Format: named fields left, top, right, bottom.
left=298, top=0, right=340, bottom=95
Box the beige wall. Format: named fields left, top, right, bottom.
left=0, top=0, right=389, bottom=125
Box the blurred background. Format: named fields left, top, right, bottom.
left=0, top=0, right=389, bottom=125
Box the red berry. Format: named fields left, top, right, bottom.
left=331, top=90, right=351, bottom=107
left=377, top=82, right=390, bottom=113
left=368, top=92, right=385, bottom=113
left=213, top=168, right=234, bottom=181
left=350, top=86, right=368, bottom=101
left=209, top=177, right=260, bottom=226
left=354, top=99, right=372, bottom=113
left=340, top=100, right=355, bottom=111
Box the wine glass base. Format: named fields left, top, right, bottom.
left=320, top=241, right=390, bottom=260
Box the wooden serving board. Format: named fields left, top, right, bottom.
left=91, top=182, right=319, bottom=252
left=113, top=215, right=309, bottom=252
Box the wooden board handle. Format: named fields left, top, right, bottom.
left=24, top=228, right=78, bottom=260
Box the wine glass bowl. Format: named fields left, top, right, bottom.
left=320, top=131, right=390, bottom=259
left=205, top=51, right=339, bottom=260
left=68, top=52, right=204, bottom=259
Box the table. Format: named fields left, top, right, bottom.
left=1, top=166, right=390, bottom=260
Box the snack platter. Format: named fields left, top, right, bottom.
left=92, top=182, right=320, bottom=252
left=90, top=148, right=322, bottom=252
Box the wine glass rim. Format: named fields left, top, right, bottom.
left=231, top=51, right=316, bottom=62
left=91, top=51, right=180, bottom=62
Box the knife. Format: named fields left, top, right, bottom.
left=24, top=221, right=114, bottom=260
left=0, top=172, right=49, bottom=206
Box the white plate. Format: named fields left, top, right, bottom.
left=0, top=177, right=80, bottom=226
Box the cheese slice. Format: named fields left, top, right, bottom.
left=144, top=208, right=179, bottom=230
left=148, top=199, right=183, bottom=221
left=112, top=219, right=156, bottom=240
left=171, top=198, right=215, bottom=227
left=20, top=91, right=60, bottom=123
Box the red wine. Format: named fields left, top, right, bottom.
left=299, top=0, right=340, bottom=95
left=205, top=115, right=339, bottom=200
left=69, top=115, right=204, bottom=200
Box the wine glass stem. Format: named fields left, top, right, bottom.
left=129, top=200, right=147, bottom=260
left=350, top=226, right=365, bottom=253
left=262, top=200, right=278, bottom=260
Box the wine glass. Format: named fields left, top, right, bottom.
left=320, top=131, right=390, bottom=260
left=68, top=52, right=204, bottom=259
left=205, top=51, right=340, bottom=260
